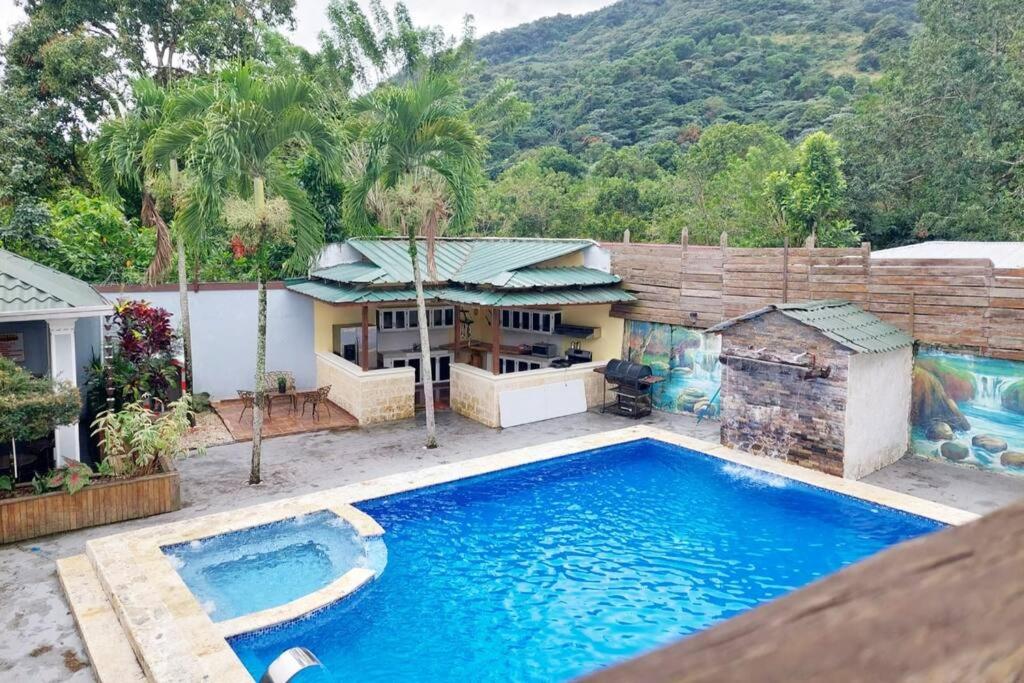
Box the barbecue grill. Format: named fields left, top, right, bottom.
left=598, top=359, right=658, bottom=418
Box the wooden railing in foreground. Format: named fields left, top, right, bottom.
left=605, top=241, right=1024, bottom=360
left=584, top=501, right=1024, bottom=683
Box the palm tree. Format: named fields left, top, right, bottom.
left=150, top=64, right=339, bottom=484
left=92, top=78, right=196, bottom=394
left=345, top=73, right=482, bottom=448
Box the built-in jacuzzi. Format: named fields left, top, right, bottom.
left=161, top=508, right=386, bottom=637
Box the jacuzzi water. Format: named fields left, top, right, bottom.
left=229, top=439, right=942, bottom=681
left=162, top=510, right=372, bottom=621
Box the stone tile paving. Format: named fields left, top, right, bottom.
left=1, top=409, right=1021, bottom=682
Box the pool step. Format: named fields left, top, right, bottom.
left=57, top=554, right=147, bottom=683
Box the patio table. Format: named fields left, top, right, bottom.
left=265, top=390, right=298, bottom=419
left=264, top=389, right=323, bottom=420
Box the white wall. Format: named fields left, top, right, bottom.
left=103, top=287, right=315, bottom=399
left=844, top=347, right=913, bottom=479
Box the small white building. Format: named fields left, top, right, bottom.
left=0, top=249, right=112, bottom=475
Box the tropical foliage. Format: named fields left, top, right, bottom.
left=85, top=300, right=179, bottom=414
left=469, top=0, right=917, bottom=156
left=149, top=64, right=340, bottom=484
left=0, top=357, right=82, bottom=492
left=345, top=72, right=484, bottom=447
left=0, top=0, right=1021, bottom=278
left=91, top=395, right=196, bottom=477
left=0, top=358, right=82, bottom=449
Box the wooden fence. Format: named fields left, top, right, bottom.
left=606, top=240, right=1024, bottom=360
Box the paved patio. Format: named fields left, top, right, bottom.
left=3, top=409, right=1023, bottom=682
left=212, top=398, right=357, bottom=441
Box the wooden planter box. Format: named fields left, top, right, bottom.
left=0, top=457, right=181, bottom=545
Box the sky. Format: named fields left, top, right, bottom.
left=0, top=0, right=616, bottom=48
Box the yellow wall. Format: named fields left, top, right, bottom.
left=313, top=301, right=362, bottom=353
left=535, top=252, right=584, bottom=268
left=461, top=303, right=622, bottom=360
left=315, top=300, right=622, bottom=359
left=560, top=304, right=624, bottom=360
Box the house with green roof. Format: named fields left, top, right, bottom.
left=0, top=248, right=113, bottom=474
left=287, top=237, right=635, bottom=426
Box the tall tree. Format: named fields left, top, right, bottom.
left=91, top=78, right=196, bottom=391
left=765, top=132, right=858, bottom=247
left=345, top=74, right=483, bottom=448
left=839, top=0, right=1024, bottom=245
left=150, top=64, right=339, bottom=484
left=1, top=0, right=296, bottom=213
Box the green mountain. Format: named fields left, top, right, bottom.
left=471, top=0, right=917, bottom=158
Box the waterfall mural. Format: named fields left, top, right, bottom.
left=911, top=346, right=1024, bottom=475
left=623, top=321, right=722, bottom=418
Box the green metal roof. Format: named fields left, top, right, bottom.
left=343, top=238, right=594, bottom=285
left=482, top=267, right=621, bottom=289
left=452, top=239, right=593, bottom=284
left=441, top=286, right=635, bottom=307
left=310, top=261, right=396, bottom=285
left=286, top=279, right=446, bottom=304
left=707, top=299, right=914, bottom=354
left=0, top=248, right=109, bottom=315
left=286, top=278, right=635, bottom=307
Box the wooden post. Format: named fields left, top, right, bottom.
left=360, top=305, right=370, bottom=371
left=452, top=304, right=461, bottom=363
left=680, top=228, right=689, bottom=301
left=491, top=307, right=501, bottom=375
left=782, top=236, right=790, bottom=303
left=623, top=228, right=631, bottom=244
left=719, top=231, right=728, bottom=249
left=909, top=292, right=916, bottom=337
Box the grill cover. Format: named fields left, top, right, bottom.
left=605, top=359, right=653, bottom=386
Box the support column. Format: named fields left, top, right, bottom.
left=491, top=307, right=501, bottom=375
left=47, top=318, right=80, bottom=464
left=360, top=305, right=370, bottom=371
left=452, top=304, right=461, bottom=363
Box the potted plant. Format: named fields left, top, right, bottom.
left=277, top=375, right=288, bottom=394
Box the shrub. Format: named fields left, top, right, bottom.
left=91, top=395, right=196, bottom=476
left=0, top=358, right=81, bottom=448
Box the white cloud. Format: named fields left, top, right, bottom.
left=288, top=0, right=615, bottom=50
left=0, top=0, right=616, bottom=51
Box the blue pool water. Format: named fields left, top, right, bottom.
left=229, top=439, right=942, bottom=681
left=163, top=510, right=374, bottom=621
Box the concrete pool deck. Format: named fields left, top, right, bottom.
left=4, top=409, right=1024, bottom=682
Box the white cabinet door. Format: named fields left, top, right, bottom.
left=499, top=380, right=587, bottom=428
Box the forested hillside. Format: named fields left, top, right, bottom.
left=471, top=0, right=917, bottom=158
left=1, top=0, right=1020, bottom=285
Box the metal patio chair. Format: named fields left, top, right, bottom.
left=300, top=385, right=332, bottom=421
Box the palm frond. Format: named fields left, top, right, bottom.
left=267, top=168, right=324, bottom=274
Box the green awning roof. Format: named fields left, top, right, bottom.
left=707, top=299, right=914, bottom=354
left=442, top=286, right=635, bottom=307
left=0, top=248, right=110, bottom=315
left=311, top=261, right=396, bottom=284
left=482, top=267, right=621, bottom=289
left=286, top=278, right=635, bottom=307
left=345, top=237, right=594, bottom=284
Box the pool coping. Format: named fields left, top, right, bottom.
left=69, top=426, right=979, bottom=682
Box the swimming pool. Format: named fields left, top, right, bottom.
left=226, top=439, right=942, bottom=681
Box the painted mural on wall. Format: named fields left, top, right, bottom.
left=911, top=346, right=1024, bottom=474
left=623, top=321, right=722, bottom=418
